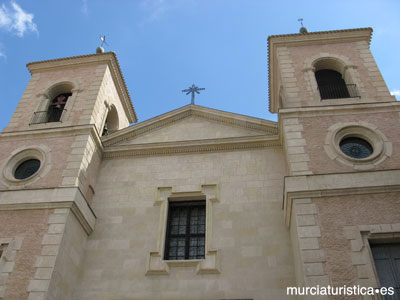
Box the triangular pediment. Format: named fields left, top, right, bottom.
left=102, top=105, right=277, bottom=147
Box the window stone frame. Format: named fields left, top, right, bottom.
left=32, top=80, right=81, bottom=127
left=344, top=224, right=400, bottom=299
left=146, top=184, right=220, bottom=275
left=0, top=237, right=23, bottom=298
left=302, top=54, right=363, bottom=103
left=324, top=122, right=392, bottom=170
left=1, top=145, right=52, bottom=187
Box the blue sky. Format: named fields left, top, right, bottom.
left=0, top=0, right=399, bottom=130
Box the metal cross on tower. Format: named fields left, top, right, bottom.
left=182, top=84, right=205, bottom=105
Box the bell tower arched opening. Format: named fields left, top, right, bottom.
left=313, top=58, right=351, bottom=100
left=315, top=69, right=349, bottom=99
left=102, top=105, right=119, bottom=136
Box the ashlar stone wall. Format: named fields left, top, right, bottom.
left=75, top=148, right=296, bottom=300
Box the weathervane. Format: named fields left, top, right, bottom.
left=100, top=35, right=109, bottom=47
left=182, top=84, right=205, bottom=105
left=298, top=18, right=308, bottom=34
left=96, top=35, right=109, bottom=54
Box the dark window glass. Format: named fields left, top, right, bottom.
left=165, top=200, right=205, bottom=260
left=0, top=244, right=6, bottom=259
left=315, top=69, right=350, bottom=99
left=371, top=243, right=400, bottom=299
left=102, top=120, right=109, bottom=136
left=14, top=159, right=40, bottom=180
left=339, top=137, right=373, bottom=159
left=47, top=93, right=71, bottom=122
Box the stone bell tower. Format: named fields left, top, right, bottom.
left=269, top=28, right=400, bottom=296
left=0, top=52, right=136, bottom=299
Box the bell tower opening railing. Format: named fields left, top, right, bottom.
left=318, top=83, right=360, bottom=100
left=30, top=109, right=67, bottom=125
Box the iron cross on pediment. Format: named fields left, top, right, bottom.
left=182, top=84, right=205, bottom=105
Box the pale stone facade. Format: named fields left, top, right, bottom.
left=0, top=27, right=399, bottom=300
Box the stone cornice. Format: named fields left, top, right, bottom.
left=278, top=100, right=400, bottom=131
left=283, top=169, right=400, bottom=227
left=277, top=101, right=400, bottom=145
left=104, top=135, right=280, bottom=158
left=0, top=187, right=96, bottom=234
left=0, top=124, right=104, bottom=153
left=268, top=27, right=372, bottom=46
left=268, top=28, right=373, bottom=113
left=26, top=52, right=137, bottom=123
left=0, top=201, right=93, bottom=235
left=102, top=104, right=278, bottom=147
left=278, top=101, right=400, bottom=119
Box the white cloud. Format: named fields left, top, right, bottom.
left=0, top=44, right=6, bottom=59
left=0, top=4, right=12, bottom=27
left=82, top=0, right=88, bottom=15
left=391, top=90, right=400, bottom=97
left=0, top=1, right=38, bottom=37
left=140, top=0, right=167, bottom=23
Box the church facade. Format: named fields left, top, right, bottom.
left=0, top=27, right=399, bottom=300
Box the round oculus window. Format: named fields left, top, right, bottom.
left=339, top=137, right=373, bottom=159
left=14, top=159, right=41, bottom=180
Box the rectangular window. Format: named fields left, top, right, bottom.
left=164, top=200, right=206, bottom=260
left=370, top=242, right=400, bottom=296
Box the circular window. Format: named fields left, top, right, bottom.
left=324, top=123, right=392, bottom=170
left=1, top=146, right=51, bottom=187
left=14, top=159, right=41, bottom=180
left=339, top=137, right=373, bottom=159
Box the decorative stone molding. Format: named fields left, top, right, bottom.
left=301, top=67, right=316, bottom=73
left=1, top=145, right=52, bottom=188
left=304, top=53, right=353, bottom=73
left=146, top=184, right=220, bottom=275
left=344, top=223, right=400, bottom=292
left=343, top=64, right=358, bottom=71
left=0, top=187, right=96, bottom=235
left=278, top=101, right=400, bottom=118
left=44, top=80, right=81, bottom=98
left=104, top=135, right=281, bottom=158
left=0, top=237, right=23, bottom=299
left=284, top=169, right=400, bottom=227
left=102, top=105, right=278, bottom=147
left=324, top=122, right=392, bottom=170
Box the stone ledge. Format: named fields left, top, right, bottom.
left=0, top=187, right=96, bottom=234
left=284, top=169, right=400, bottom=227
left=104, top=135, right=281, bottom=158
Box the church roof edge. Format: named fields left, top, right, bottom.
left=268, top=27, right=372, bottom=43
left=101, top=104, right=278, bottom=147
